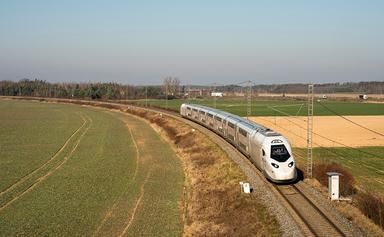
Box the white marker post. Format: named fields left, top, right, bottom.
left=239, top=181, right=251, bottom=194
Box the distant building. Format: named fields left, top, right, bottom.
left=211, top=92, right=224, bottom=97
left=185, top=88, right=211, bottom=98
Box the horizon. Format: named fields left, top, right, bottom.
left=3, top=78, right=383, bottom=88
left=1, top=1, right=383, bottom=85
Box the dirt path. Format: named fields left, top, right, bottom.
left=250, top=115, right=384, bottom=148
left=0, top=114, right=87, bottom=197
left=0, top=115, right=92, bottom=212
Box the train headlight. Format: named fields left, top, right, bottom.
left=271, top=163, right=279, bottom=168
left=288, top=161, right=294, bottom=168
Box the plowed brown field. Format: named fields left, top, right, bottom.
left=250, top=116, right=384, bottom=148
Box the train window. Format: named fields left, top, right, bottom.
left=270, top=145, right=290, bottom=162
left=239, top=128, right=247, bottom=137
left=187, top=107, right=191, bottom=110
left=262, top=149, right=265, bottom=156
left=215, top=117, right=222, bottom=122
left=200, top=111, right=205, bottom=115
left=228, top=122, right=235, bottom=129
left=207, top=113, right=213, bottom=118
left=192, top=108, right=198, bottom=112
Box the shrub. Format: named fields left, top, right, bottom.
left=356, top=191, right=384, bottom=229
left=313, top=162, right=356, bottom=196
left=162, top=124, right=178, bottom=140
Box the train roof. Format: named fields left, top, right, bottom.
left=183, top=103, right=281, bottom=137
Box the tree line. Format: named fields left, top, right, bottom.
left=1, top=79, right=382, bottom=100
left=0, top=79, right=172, bottom=100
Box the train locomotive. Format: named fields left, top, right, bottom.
left=180, top=103, right=297, bottom=183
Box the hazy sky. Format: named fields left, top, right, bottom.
left=1, top=1, right=383, bottom=85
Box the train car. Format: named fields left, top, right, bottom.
left=180, top=103, right=297, bottom=183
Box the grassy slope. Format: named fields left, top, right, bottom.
left=131, top=98, right=384, bottom=116
left=293, top=147, right=384, bottom=194
left=0, top=100, right=183, bottom=236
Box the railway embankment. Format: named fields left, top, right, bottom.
left=120, top=106, right=283, bottom=236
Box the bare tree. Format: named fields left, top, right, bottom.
left=162, top=77, right=180, bottom=97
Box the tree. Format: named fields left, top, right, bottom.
left=162, top=77, right=180, bottom=98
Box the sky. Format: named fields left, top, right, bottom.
left=0, top=0, right=383, bottom=85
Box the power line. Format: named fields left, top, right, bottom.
left=256, top=117, right=383, bottom=172
left=267, top=107, right=384, bottom=159
left=307, top=85, right=314, bottom=178
left=317, top=101, right=384, bottom=137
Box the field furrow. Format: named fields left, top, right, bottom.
left=0, top=114, right=87, bottom=197
left=92, top=124, right=140, bottom=236
left=118, top=169, right=152, bottom=237
left=0, top=115, right=92, bottom=212
left=0, top=99, right=184, bottom=237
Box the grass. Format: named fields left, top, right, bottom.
left=0, top=100, right=83, bottom=192
left=0, top=99, right=184, bottom=236
left=293, top=146, right=384, bottom=195
left=294, top=148, right=384, bottom=231
left=125, top=106, right=281, bottom=236
left=127, top=97, right=384, bottom=116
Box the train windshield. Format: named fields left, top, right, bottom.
left=270, top=145, right=290, bottom=162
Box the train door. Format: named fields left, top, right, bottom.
left=234, top=123, right=239, bottom=146
left=199, top=110, right=206, bottom=124
left=192, top=108, right=198, bottom=120
left=207, top=113, right=214, bottom=127
left=223, top=118, right=228, bottom=138
left=186, top=107, right=192, bottom=117
left=214, top=116, right=223, bottom=135
left=237, top=126, right=250, bottom=156
left=250, top=133, right=263, bottom=170
left=227, top=120, right=236, bottom=144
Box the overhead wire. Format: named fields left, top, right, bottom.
left=256, top=116, right=383, bottom=172
left=317, top=101, right=384, bottom=137
left=266, top=106, right=384, bottom=159
left=187, top=81, right=383, bottom=158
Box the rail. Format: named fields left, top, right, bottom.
left=2, top=97, right=353, bottom=237
left=274, top=184, right=347, bottom=237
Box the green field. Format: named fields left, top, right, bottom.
left=129, top=97, right=384, bottom=116
left=0, top=99, right=184, bottom=236
left=293, top=147, right=384, bottom=194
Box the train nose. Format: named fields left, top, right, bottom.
left=270, top=165, right=297, bottom=182
left=278, top=170, right=297, bottom=181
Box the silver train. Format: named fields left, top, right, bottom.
left=180, top=103, right=297, bottom=183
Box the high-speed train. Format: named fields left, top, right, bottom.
left=180, top=103, right=297, bottom=183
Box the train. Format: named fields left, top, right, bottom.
left=180, top=103, right=297, bottom=183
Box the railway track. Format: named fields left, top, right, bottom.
left=3, top=97, right=356, bottom=237
left=128, top=104, right=353, bottom=237
left=274, top=184, right=347, bottom=237
left=128, top=104, right=352, bottom=237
